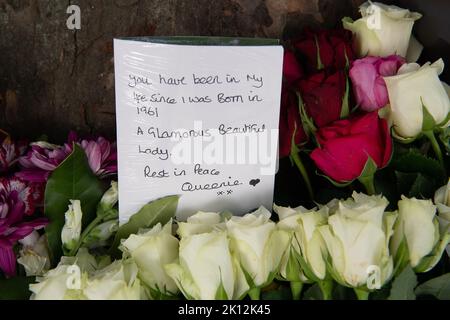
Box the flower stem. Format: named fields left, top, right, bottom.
left=290, top=281, right=303, bottom=300
left=358, top=174, right=376, bottom=195
left=423, top=130, right=444, bottom=166
left=291, top=150, right=314, bottom=200
left=354, top=288, right=370, bottom=300
left=318, top=280, right=333, bottom=300
left=68, top=208, right=115, bottom=256
left=248, top=287, right=261, bottom=300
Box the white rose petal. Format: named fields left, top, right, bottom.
left=166, top=231, right=249, bottom=300
left=177, top=211, right=224, bottom=238
left=226, top=207, right=289, bottom=287
left=121, top=220, right=179, bottom=297
left=343, top=1, right=421, bottom=58
left=318, top=193, right=395, bottom=289
left=391, top=196, right=438, bottom=268
left=384, top=59, right=450, bottom=138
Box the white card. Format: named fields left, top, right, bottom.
left=114, top=38, right=283, bottom=223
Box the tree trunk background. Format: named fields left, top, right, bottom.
left=1, top=0, right=447, bottom=142
left=0, top=0, right=368, bottom=141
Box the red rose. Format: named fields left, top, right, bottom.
left=310, top=112, right=392, bottom=183
left=279, top=86, right=307, bottom=158
left=298, top=70, right=346, bottom=128
left=283, top=50, right=303, bottom=87
left=293, top=29, right=354, bottom=72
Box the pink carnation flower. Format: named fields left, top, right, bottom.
left=80, top=137, right=117, bottom=178
left=0, top=133, right=27, bottom=174
left=17, top=142, right=72, bottom=183
left=17, top=132, right=117, bottom=182
left=0, top=177, right=47, bottom=277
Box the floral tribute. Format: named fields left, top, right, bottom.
left=0, top=1, right=449, bottom=300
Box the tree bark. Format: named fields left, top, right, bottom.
left=0, top=0, right=364, bottom=141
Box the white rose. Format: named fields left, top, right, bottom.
left=177, top=211, right=225, bottom=238
left=337, top=192, right=389, bottom=226
left=30, top=249, right=143, bottom=300
left=121, top=220, right=179, bottom=297
left=226, top=207, right=290, bottom=289
left=274, top=205, right=328, bottom=282
left=29, top=249, right=96, bottom=300
left=83, top=259, right=142, bottom=300
left=61, top=199, right=83, bottom=251
left=343, top=1, right=421, bottom=58
left=391, top=196, right=450, bottom=272
left=435, top=180, right=450, bottom=212
left=318, top=193, right=395, bottom=289
left=30, top=264, right=87, bottom=300
left=165, top=231, right=249, bottom=300
left=434, top=180, right=450, bottom=258
left=383, top=59, right=450, bottom=139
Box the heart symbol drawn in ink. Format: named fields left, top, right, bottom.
left=249, top=179, right=261, bottom=187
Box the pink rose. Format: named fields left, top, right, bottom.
left=349, top=55, right=405, bottom=112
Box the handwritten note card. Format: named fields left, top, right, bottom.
left=114, top=38, right=284, bottom=223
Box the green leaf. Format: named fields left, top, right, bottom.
left=415, top=273, right=450, bottom=300
left=359, top=156, right=378, bottom=179
left=291, top=245, right=320, bottom=282
left=340, top=75, right=350, bottom=119
left=110, top=195, right=180, bottom=257
left=395, top=172, right=435, bottom=199
left=393, top=236, right=410, bottom=277
left=421, top=101, right=437, bottom=132
left=414, top=226, right=450, bottom=273
left=147, top=285, right=180, bottom=300
left=284, top=247, right=302, bottom=282
left=409, top=174, right=436, bottom=198
left=240, top=264, right=256, bottom=289
left=438, top=110, right=450, bottom=128
left=296, top=92, right=317, bottom=138
left=392, top=149, right=446, bottom=184
left=395, top=172, right=418, bottom=196
left=0, top=276, right=34, bottom=300
left=388, top=265, right=417, bottom=300
left=44, top=144, right=105, bottom=264
left=358, top=169, right=376, bottom=195
left=215, top=280, right=229, bottom=300
left=439, top=127, right=450, bottom=153
left=314, top=36, right=324, bottom=70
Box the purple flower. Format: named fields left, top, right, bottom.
left=17, top=133, right=117, bottom=183
left=17, top=142, right=72, bottom=183
left=80, top=137, right=117, bottom=178
left=0, top=133, right=27, bottom=174
left=0, top=177, right=47, bottom=277
left=349, top=55, right=405, bottom=112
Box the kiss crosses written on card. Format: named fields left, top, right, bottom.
left=114, top=39, right=284, bottom=223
